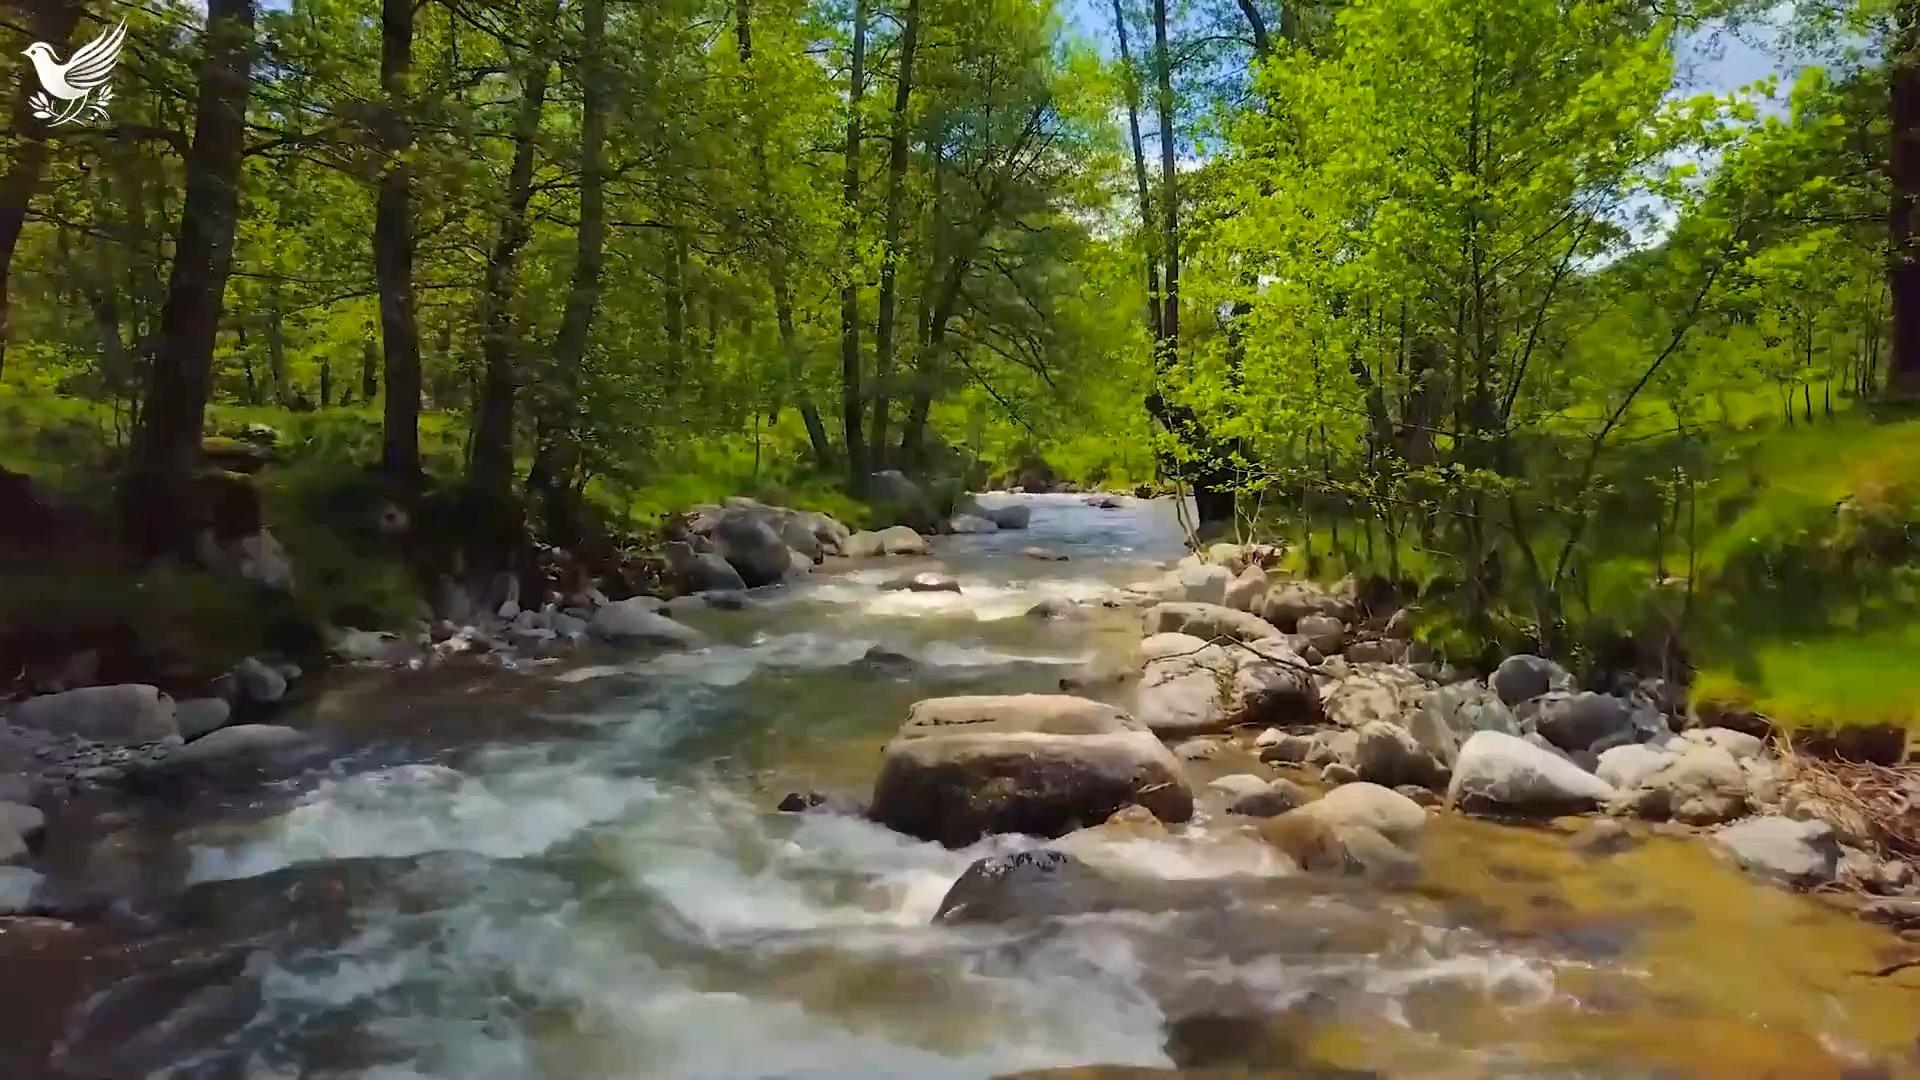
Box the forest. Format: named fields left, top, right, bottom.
left=0, top=0, right=1915, bottom=734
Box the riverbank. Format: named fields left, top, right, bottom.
left=0, top=493, right=1917, bottom=1079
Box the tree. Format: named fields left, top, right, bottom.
left=870, top=0, right=922, bottom=464
left=0, top=0, right=85, bottom=377
left=122, top=0, right=256, bottom=552
left=840, top=0, right=871, bottom=495
left=374, top=0, right=423, bottom=489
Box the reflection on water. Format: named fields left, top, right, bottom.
left=26, top=495, right=1920, bottom=1079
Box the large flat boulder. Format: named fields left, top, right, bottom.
left=7, top=684, right=178, bottom=744
left=1144, top=602, right=1284, bottom=644
left=589, top=601, right=708, bottom=647
left=1714, top=815, right=1840, bottom=886
left=868, top=695, right=1194, bottom=847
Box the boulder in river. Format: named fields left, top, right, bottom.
left=1410, top=682, right=1519, bottom=767
left=875, top=525, right=931, bottom=556
left=174, top=698, right=233, bottom=741
left=1222, top=565, right=1268, bottom=614
left=932, top=849, right=1119, bottom=924
left=1226, top=777, right=1311, bottom=818
left=867, top=694, right=1194, bottom=847
left=881, top=572, right=961, bottom=594
left=1257, top=812, right=1420, bottom=884
left=1169, top=562, right=1234, bottom=606
left=1352, top=720, right=1448, bottom=790
left=1612, top=741, right=1749, bottom=825
left=232, top=656, right=288, bottom=705
left=667, top=541, right=748, bottom=593
left=1259, top=581, right=1353, bottom=632
left=974, top=502, right=1030, bottom=530
left=946, top=513, right=1000, bottom=534
left=1144, top=602, right=1284, bottom=643
left=589, top=600, right=708, bottom=647
left=702, top=508, right=793, bottom=586
left=1319, top=666, right=1430, bottom=730
left=1447, top=730, right=1618, bottom=814
left=157, top=723, right=316, bottom=776
left=6, top=684, right=178, bottom=744
left=0, top=801, right=45, bottom=863
left=1291, top=780, right=1428, bottom=843
left=1525, top=691, right=1634, bottom=754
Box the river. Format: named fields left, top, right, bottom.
left=10, top=494, right=1919, bottom=1079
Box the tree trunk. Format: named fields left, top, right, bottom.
left=0, top=0, right=85, bottom=377
left=122, top=0, right=255, bottom=553
left=870, top=0, right=921, bottom=467
left=266, top=296, right=290, bottom=403
left=361, top=338, right=379, bottom=402
left=839, top=0, right=870, bottom=497
left=665, top=224, right=687, bottom=377
left=529, top=0, right=608, bottom=548
left=1111, top=0, right=1162, bottom=342
left=375, top=0, right=422, bottom=489
left=1151, top=0, right=1180, bottom=359
left=735, top=0, right=832, bottom=468
left=468, top=13, right=551, bottom=498
left=1891, top=0, right=1920, bottom=398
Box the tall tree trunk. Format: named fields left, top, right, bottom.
left=0, top=0, right=85, bottom=377
left=122, top=0, right=255, bottom=552
left=735, top=0, right=832, bottom=468
left=839, top=0, right=870, bottom=496
left=361, top=338, right=379, bottom=402
left=665, top=225, right=687, bottom=377
left=870, top=0, right=921, bottom=467
left=472, top=7, right=557, bottom=500
left=1151, top=0, right=1179, bottom=365
left=899, top=141, right=943, bottom=464
left=375, top=0, right=423, bottom=489
left=1891, top=0, right=1920, bottom=398
left=529, top=0, right=608, bottom=547
left=1111, top=0, right=1162, bottom=342
left=266, top=296, right=290, bottom=403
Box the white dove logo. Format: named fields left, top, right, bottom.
left=22, top=18, right=127, bottom=127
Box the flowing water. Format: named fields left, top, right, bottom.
left=10, top=495, right=1920, bottom=1080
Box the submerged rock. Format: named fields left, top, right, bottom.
left=946, top=513, right=1000, bottom=534
left=1292, top=781, right=1428, bottom=843
left=1447, top=730, right=1618, bottom=814
left=667, top=541, right=749, bottom=593
left=867, top=694, right=1194, bottom=847
left=1227, top=777, right=1311, bottom=818
left=881, top=572, right=961, bottom=593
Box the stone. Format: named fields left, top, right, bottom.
left=1352, top=720, right=1447, bottom=790
left=1384, top=608, right=1415, bottom=640
left=844, top=530, right=886, bottom=558
left=704, top=508, right=794, bottom=586
left=202, top=528, right=295, bottom=594
left=881, top=572, right=961, bottom=593
left=1083, top=494, right=1123, bottom=509
left=1623, top=744, right=1748, bottom=825
left=975, top=503, right=1031, bottom=530
left=161, top=724, right=313, bottom=774
left=1260, top=582, right=1352, bottom=632
left=1596, top=740, right=1678, bottom=794
left=1171, top=562, right=1234, bottom=606
left=589, top=601, right=709, bottom=647
left=1490, top=654, right=1572, bottom=706
left=1258, top=814, right=1420, bottom=884
left=1133, top=637, right=1236, bottom=737
left=870, top=469, right=929, bottom=515
left=175, top=698, right=233, bottom=740
left=233, top=657, right=287, bottom=705
left=1144, top=602, right=1284, bottom=643
left=1447, top=730, right=1619, bottom=814
left=1294, top=781, right=1427, bottom=843
left=549, top=611, right=589, bottom=638
left=0, top=801, right=45, bottom=863
left=702, top=591, right=753, bottom=612
left=1306, top=729, right=1359, bottom=768
left=932, top=850, right=1119, bottom=924
left=327, top=627, right=411, bottom=665
left=1231, top=649, right=1318, bottom=727
left=6, top=684, right=178, bottom=744
left=0, top=866, right=43, bottom=913
left=1713, top=815, right=1841, bottom=886
left=1568, top=818, right=1637, bottom=857
left=1529, top=692, right=1634, bottom=754
left=1208, top=773, right=1272, bottom=800
left=1343, top=639, right=1404, bottom=665
left=1258, top=733, right=1316, bottom=765
left=876, top=525, right=931, bottom=556
left=868, top=695, right=1194, bottom=847
left=775, top=791, right=866, bottom=816
left=1321, top=761, right=1361, bottom=784
left=1228, top=778, right=1311, bottom=818
left=664, top=594, right=709, bottom=618
left=1025, top=598, right=1085, bottom=621
left=1222, top=565, right=1269, bottom=613
left=1320, top=666, right=1430, bottom=730
left=1408, top=683, right=1516, bottom=768
left=1681, top=726, right=1765, bottom=762
left=667, top=541, right=749, bottom=593
left=1295, top=614, right=1345, bottom=655
left=780, top=546, right=814, bottom=581
left=947, top=513, right=1000, bottom=534
left=1022, top=546, right=1069, bottom=562
left=1176, top=738, right=1224, bottom=762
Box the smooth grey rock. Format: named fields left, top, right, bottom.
left=1343, top=639, right=1405, bottom=665
left=233, top=657, right=287, bottom=705
left=1384, top=608, right=1415, bottom=640
left=1207, top=773, right=1271, bottom=799
left=1714, top=815, right=1841, bottom=886
left=975, top=502, right=1031, bottom=530
left=1259, top=732, right=1316, bottom=765
left=1293, top=781, right=1428, bottom=843
left=667, top=541, right=749, bottom=592
left=1596, top=742, right=1673, bottom=790
left=1259, top=582, right=1353, bottom=632
left=1530, top=692, right=1633, bottom=753
left=1447, top=730, right=1618, bottom=813
left=933, top=849, right=1118, bottom=924
left=7, top=684, right=178, bottom=744
left=1682, top=726, right=1765, bottom=762
left=881, top=572, right=961, bottom=593
left=1295, top=614, right=1345, bottom=655
left=1321, top=762, right=1360, bottom=785
left=947, top=513, right=1000, bottom=534
left=1490, top=654, right=1572, bottom=706
left=0, top=801, right=45, bottom=863
left=1352, top=720, right=1446, bottom=790
left=1171, top=562, right=1234, bottom=606
left=1228, top=777, right=1311, bottom=817
left=1319, top=667, right=1430, bottom=730
left=175, top=698, right=233, bottom=740
left=589, top=600, right=709, bottom=647
left=875, top=525, right=930, bottom=556
left=164, top=723, right=312, bottom=770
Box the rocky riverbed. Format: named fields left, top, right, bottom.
left=2, top=492, right=1918, bottom=1079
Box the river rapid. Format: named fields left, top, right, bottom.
left=7, top=494, right=1919, bottom=1080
